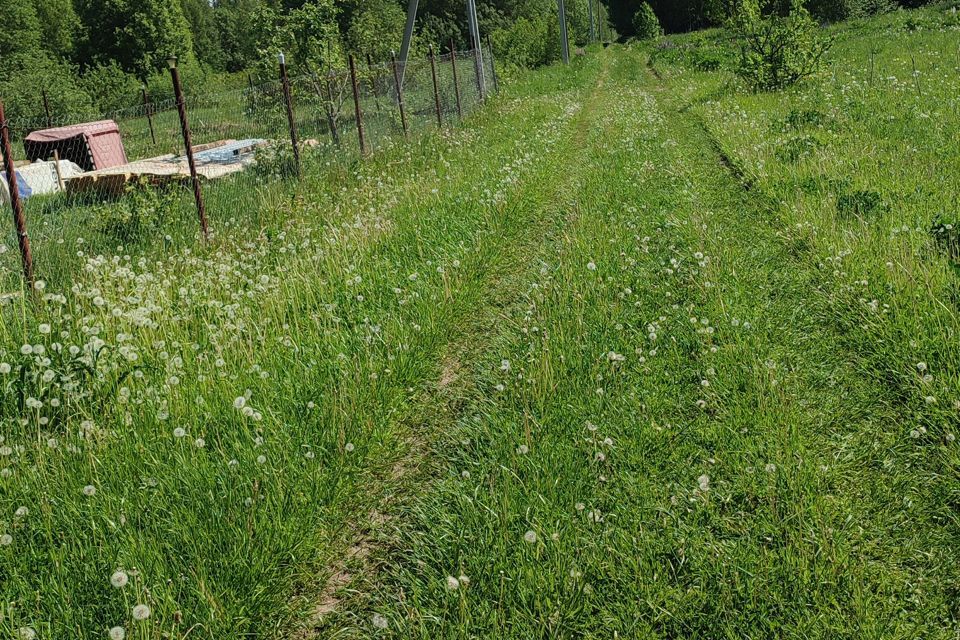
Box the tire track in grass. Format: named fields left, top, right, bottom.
left=640, top=50, right=960, bottom=635
left=292, top=56, right=615, bottom=637
left=309, top=45, right=957, bottom=638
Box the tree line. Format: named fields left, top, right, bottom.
left=0, top=0, right=935, bottom=124
left=609, top=0, right=933, bottom=36
left=0, top=0, right=607, bottom=124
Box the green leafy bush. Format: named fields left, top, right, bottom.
left=732, top=0, right=832, bottom=91
left=836, top=189, right=886, bottom=219
left=633, top=3, right=664, bottom=40
left=491, top=16, right=558, bottom=69
left=94, top=180, right=181, bottom=242
left=930, top=216, right=959, bottom=262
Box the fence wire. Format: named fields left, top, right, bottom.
left=0, top=46, right=497, bottom=294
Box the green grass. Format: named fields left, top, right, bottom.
left=1, top=8, right=959, bottom=640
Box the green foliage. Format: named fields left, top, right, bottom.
left=633, top=2, right=664, bottom=38
left=0, top=54, right=94, bottom=123
left=346, top=0, right=406, bottom=61
left=34, top=0, right=81, bottom=58
left=0, top=0, right=42, bottom=57
left=491, top=16, right=559, bottom=69
left=75, top=0, right=196, bottom=78
left=93, top=181, right=181, bottom=243
left=79, top=62, right=142, bottom=115
left=732, top=0, right=832, bottom=91
left=930, top=215, right=959, bottom=262
left=260, top=0, right=343, bottom=72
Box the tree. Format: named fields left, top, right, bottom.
left=732, top=0, right=832, bottom=91
left=346, top=0, right=406, bottom=59
left=34, top=0, right=81, bottom=58
left=0, top=0, right=42, bottom=58
left=261, top=0, right=343, bottom=71
left=75, top=0, right=196, bottom=78
left=214, top=0, right=268, bottom=72
left=182, top=0, right=225, bottom=69
left=633, top=2, right=663, bottom=39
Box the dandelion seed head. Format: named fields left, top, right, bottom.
left=109, top=626, right=126, bottom=640
left=523, top=530, right=537, bottom=544
left=110, top=570, right=129, bottom=588
left=132, top=604, right=151, bottom=620
left=82, top=484, right=97, bottom=497
left=371, top=613, right=388, bottom=630
left=697, top=474, right=710, bottom=492
left=445, top=575, right=460, bottom=590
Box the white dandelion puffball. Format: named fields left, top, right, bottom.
left=765, top=463, right=777, bottom=473
left=0, top=533, right=13, bottom=546
left=698, top=474, right=710, bottom=492
left=458, top=574, right=470, bottom=587
left=345, top=442, right=355, bottom=452
left=371, top=613, right=388, bottom=630
left=132, top=604, right=151, bottom=620
left=445, top=575, right=460, bottom=591
left=109, top=626, right=126, bottom=640
left=0, top=363, right=10, bottom=374
left=524, top=530, right=537, bottom=544
left=110, top=570, right=129, bottom=588
left=18, top=628, right=36, bottom=640
left=173, top=427, right=186, bottom=438
left=233, top=396, right=247, bottom=410
left=82, top=484, right=97, bottom=497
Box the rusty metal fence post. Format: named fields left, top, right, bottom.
left=167, top=56, right=209, bottom=241
left=391, top=52, right=409, bottom=137
left=450, top=39, right=463, bottom=119
left=278, top=53, right=302, bottom=177
left=429, top=46, right=443, bottom=127
left=142, top=86, right=157, bottom=145
left=348, top=55, right=367, bottom=156
left=0, top=100, right=35, bottom=287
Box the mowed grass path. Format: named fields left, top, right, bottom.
left=319, top=45, right=960, bottom=639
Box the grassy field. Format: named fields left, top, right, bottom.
left=1, top=6, right=959, bottom=639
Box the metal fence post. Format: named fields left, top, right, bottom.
left=141, top=86, right=157, bottom=145
left=167, top=56, right=209, bottom=241
left=348, top=55, right=367, bottom=156
left=487, top=37, right=500, bottom=94
left=0, top=100, right=35, bottom=287
left=325, top=70, right=341, bottom=147
left=42, top=90, right=52, bottom=128
left=391, top=52, right=409, bottom=137
left=278, top=53, right=302, bottom=177
left=429, top=46, right=443, bottom=127
left=450, top=39, right=463, bottom=118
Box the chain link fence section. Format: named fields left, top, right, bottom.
left=0, top=45, right=497, bottom=295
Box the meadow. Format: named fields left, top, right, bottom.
left=1, top=5, right=959, bottom=639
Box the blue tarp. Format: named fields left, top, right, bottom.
left=0, top=171, right=34, bottom=200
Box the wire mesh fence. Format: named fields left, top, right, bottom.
left=0, top=45, right=497, bottom=295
